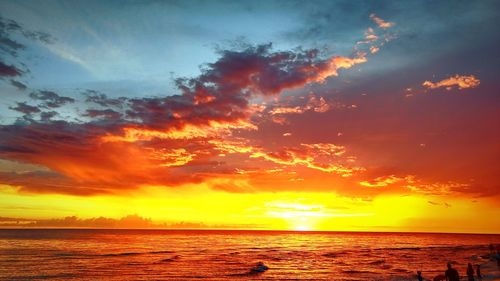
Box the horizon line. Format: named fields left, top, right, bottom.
left=0, top=227, right=499, bottom=235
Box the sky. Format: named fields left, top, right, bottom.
left=0, top=0, right=499, bottom=233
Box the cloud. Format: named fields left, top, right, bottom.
left=369, top=46, right=379, bottom=54
left=370, top=14, right=395, bottom=29
left=0, top=214, right=260, bottom=229
left=422, top=74, right=480, bottom=90
left=0, top=61, right=22, bottom=77
left=0, top=214, right=154, bottom=228
left=105, top=43, right=368, bottom=135
left=83, top=90, right=127, bottom=108
left=0, top=170, right=106, bottom=195
left=353, top=16, right=395, bottom=59
left=0, top=16, right=54, bottom=45
left=8, top=102, right=41, bottom=115
left=0, top=25, right=384, bottom=195
left=356, top=27, right=379, bottom=46
left=427, top=201, right=451, bottom=208
left=269, top=94, right=332, bottom=115
left=249, top=143, right=360, bottom=176
left=359, top=175, right=407, bottom=187
left=84, top=109, right=122, bottom=121
left=0, top=16, right=55, bottom=81
left=9, top=79, right=27, bottom=90
left=0, top=17, right=27, bottom=57
left=0, top=36, right=25, bottom=56
left=207, top=138, right=361, bottom=177
left=29, top=90, right=75, bottom=108
left=358, top=173, right=496, bottom=198
left=40, top=111, right=58, bottom=122
left=406, top=180, right=476, bottom=196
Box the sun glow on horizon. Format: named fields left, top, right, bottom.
left=2, top=183, right=499, bottom=233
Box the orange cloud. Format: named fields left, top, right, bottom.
left=315, top=55, right=368, bottom=81
left=249, top=143, right=361, bottom=176
left=360, top=175, right=408, bottom=187
left=422, top=74, right=480, bottom=90
left=208, top=139, right=255, bottom=155
left=365, top=27, right=378, bottom=41
left=269, top=95, right=331, bottom=115
left=370, top=14, right=395, bottom=29
left=102, top=120, right=257, bottom=142
left=269, top=106, right=304, bottom=115
left=207, top=138, right=360, bottom=176
left=357, top=27, right=379, bottom=45
left=1, top=24, right=391, bottom=195
left=147, top=148, right=196, bottom=167
left=354, top=16, right=395, bottom=58
left=358, top=174, right=489, bottom=198
left=406, top=180, right=471, bottom=196
left=370, top=46, right=380, bottom=54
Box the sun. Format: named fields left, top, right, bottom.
left=294, top=224, right=312, bottom=231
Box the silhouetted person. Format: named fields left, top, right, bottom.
left=475, top=264, right=482, bottom=281
left=445, top=263, right=460, bottom=281
left=417, top=270, right=423, bottom=281
left=466, top=263, right=475, bottom=281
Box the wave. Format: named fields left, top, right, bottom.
left=322, top=250, right=351, bottom=258
left=160, top=255, right=181, bottom=262
left=102, top=252, right=142, bottom=257
left=374, top=244, right=486, bottom=252
left=341, top=269, right=377, bottom=274
left=227, top=268, right=269, bottom=277
left=51, top=249, right=176, bottom=258
left=148, top=250, right=175, bottom=254
left=368, top=259, right=386, bottom=265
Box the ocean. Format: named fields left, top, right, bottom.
left=0, top=229, right=499, bottom=280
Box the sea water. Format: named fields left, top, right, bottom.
left=0, top=229, right=499, bottom=280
